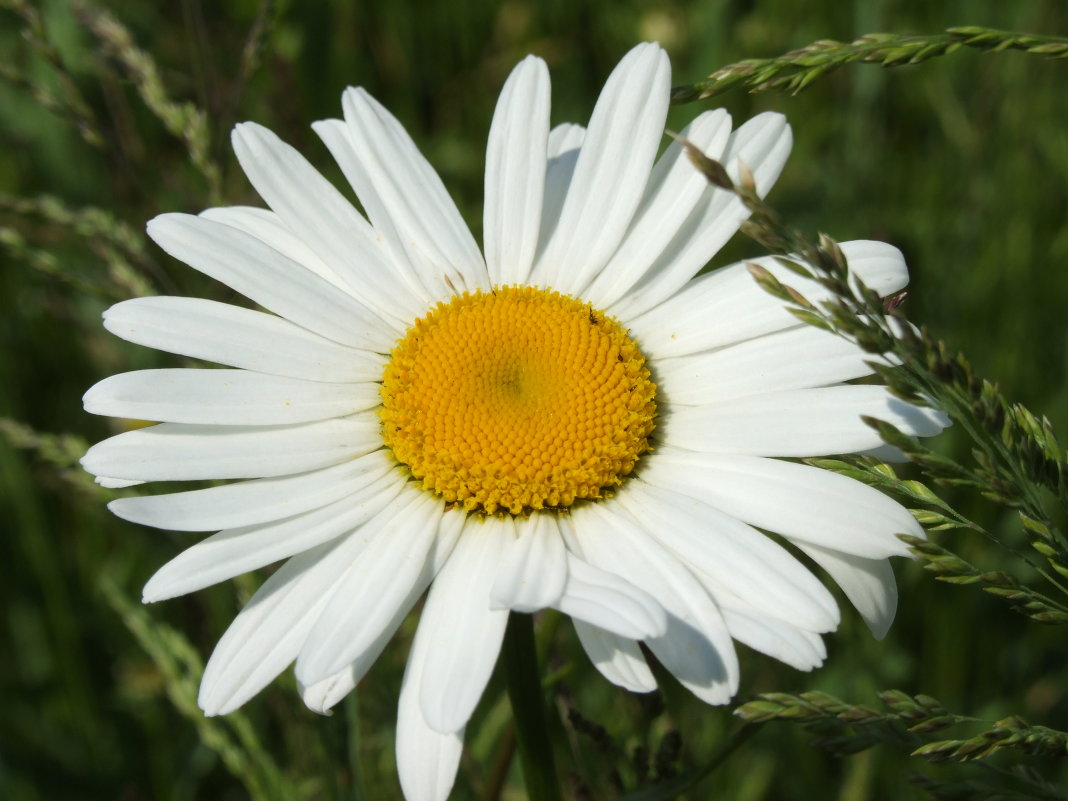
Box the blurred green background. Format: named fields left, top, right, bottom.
left=1, top=1, right=1067, bottom=799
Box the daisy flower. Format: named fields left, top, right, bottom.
left=83, top=42, right=947, bottom=800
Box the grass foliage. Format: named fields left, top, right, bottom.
left=1, top=1, right=1067, bottom=799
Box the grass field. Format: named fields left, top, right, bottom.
left=2, top=1, right=1067, bottom=799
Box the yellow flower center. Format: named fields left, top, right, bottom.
left=379, top=286, right=657, bottom=515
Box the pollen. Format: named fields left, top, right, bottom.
left=379, top=286, right=657, bottom=515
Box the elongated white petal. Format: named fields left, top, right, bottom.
left=610, top=112, right=793, bottom=319
left=427, top=506, right=468, bottom=575
left=339, top=87, right=488, bottom=294
left=84, top=369, right=380, bottom=425
left=655, top=324, right=886, bottom=406
left=797, top=543, right=898, bottom=639
left=838, top=240, right=914, bottom=294
left=581, top=109, right=732, bottom=307
left=397, top=616, right=464, bottom=801
left=619, top=482, right=839, bottom=632
left=531, top=42, right=670, bottom=293
left=199, top=547, right=330, bottom=716
left=95, top=476, right=143, bottom=488
left=312, top=118, right=437, bottom=305
left=103, top=297, right=383, bottom=383
left=198, top=529, right=366, bottom=715
left=574, top=502, right=738, bottom=704
left=484, top=55, right=550, bottom=286
left=299, top=508, right=466, bottom=715
left=662, top=385, right=947, bottom=457
left=642, top=449, right=923, bottom=559
left=297, top=492, right=443, bottom=683
left=81, top=417, right=380, bottom=481
left=198, top=487, right=435, bottom=716
left=573, top=620, right=657, bottom=693
left=630, top=241, right=908, bottom=359
left=231, top=122, right=420, bottom=324
left=547, top=123, right=585, bottom=160
left=861, top=443, right=910, bottom=463
left=536, top=123, right=585, bottom=255
left=555, top=552, right=667, bottom=639
left=109, top=451, right=395, bottom=531
left=142, top=471, right=406, bottom=601
left=199, top=206, right=352, bottom=293
left=418, top=524, right=509, bottom=733
left=490, top=514, right=567, bottom=612
left=298, top=668, right=355, bottom=718
left=716, top=598, right=826, bottom=672
left=147, top=213, right=392, bottom=350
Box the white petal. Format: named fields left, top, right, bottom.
left=84, top=369, right=380, bottom=425
left=609, top=112, right=793, bottom=319
left=860, top=443, right=911, bottom=463
left=147, top=213, right=393, bottom=351
left=418, top=522, right=509, bottom=733
left=490, top=514, right=567, bottom=613
left=619, top=482, right=839, bottom=632
left=198, top=528, right=369, bottom=715
left=716, top=597, right=826, bottom=672
left=655, top=324, right=884, bottom=406
left=298, top=666, right=356, bottom=717
left=530, top=42, right=671, bottom=294
left=199, top=206, right=353, bottom=294
left=95, top=476, right=143, bottom=488
left=396, top=616, right=464, bottom=801
left=81, top=417, right=381, bottom=481
left=297, top=492, right=443, bottom=684
left=231, top=122, right=421, bottom=324
left=630, top=241, right=908, bottom=359
left=103, top=297, right=383, bottom=383
left=339, top=87, right=488, bottom=294
left=142, top=471, right=406, bottom=601
left=536, top=123, right=585, bottom=256
left=573, top=503, right=738, bottom=704
left=547, top=122, right=585, bottom=159
left=572, top=620, right=657, bottom=693
left=427, top=506, right=468, bottom=574
left=839, top=240, right=913, bottom=295
left=312, top=118, right=436, bottom=305
left=199, top=549, right=327, bottom=715
left=108, top=451, right=395, bottom=531
left=581, top=109, right=732, bottom=308
left=661, top=385, right=947, bottom=457
left=554, top=552, right=667, bottom=640
left=797, top=543, right=898, bottom=639
left=484, top=55, right=550, bottom=287
left=299, top=507, right=466, bottom=715
left=642, top=449, right=922, bottom=559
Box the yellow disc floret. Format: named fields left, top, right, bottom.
left=379, top=286, right=657, bottom=515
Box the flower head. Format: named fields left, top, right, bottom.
left=83, top=42, right=946, bottom=801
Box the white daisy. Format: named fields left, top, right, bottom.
left=83, top=43, right=946, bottom=801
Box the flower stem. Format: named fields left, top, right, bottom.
left=502, top=613, right=563, bottom=801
